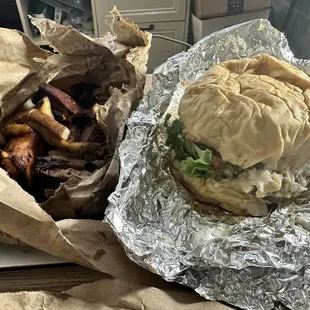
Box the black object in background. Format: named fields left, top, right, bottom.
left=270, top=0, right=310, bottom=59
left=0, top=0, right=23, bottom=31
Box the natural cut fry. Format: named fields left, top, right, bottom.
left=17, top=109, right=70, bottom=141
left=39, top=97, right=55, bottom=119
left=1, top=133, right=42, bottom=187
left=2, top=80, right=109, bottom=204
left=5, top=123, right=33, bottom=137
left=39, top=83, right=84, bottom=116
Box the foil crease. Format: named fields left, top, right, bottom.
left=106, top=19, right=310, bottom=310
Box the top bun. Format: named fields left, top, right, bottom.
left=179, top=54, right=310, bottom=171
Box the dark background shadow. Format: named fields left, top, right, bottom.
left=0, top=0, right=22, bottom=30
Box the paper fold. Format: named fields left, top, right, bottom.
left=0, top=9, right=151, bottom=272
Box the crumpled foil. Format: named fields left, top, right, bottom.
left=106, top=19, right=310, bottom=310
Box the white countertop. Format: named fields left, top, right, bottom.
left=0, top=243, right=66, bottom=269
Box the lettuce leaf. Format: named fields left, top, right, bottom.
left=180, top=145, right=213, bottom=177
left=195, top=145, right=212, bottom=163
left=166, top=119, right=188, bottom=160
left=166, top=119, right=246, bottom=179
left=180, top=158, right=213, bottom=178
left=166, top=119, right=214, bottom=177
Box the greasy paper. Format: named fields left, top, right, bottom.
left=36, top=11, right=150, bottom=219
left=0, top=222, right=233, bottom=310
left=108, top=6, right=149, bottom=48
left=0, top=10, right=150, bottom=267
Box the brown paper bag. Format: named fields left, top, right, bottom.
left=34, top=9, right=150, bottom=219
left=0, top=9, right=150, bottom=267
left=0, top=222, right=233, bottom=310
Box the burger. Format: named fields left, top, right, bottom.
left=166, top=53, right=310, bottom=216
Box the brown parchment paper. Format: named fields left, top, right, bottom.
left=0, top=9, right=150, bottom=265
left=35, top=9, right=151, bottom=219
left=0, top=222, right=234, bottom=310
left=0, top=10, right=230, bottom=310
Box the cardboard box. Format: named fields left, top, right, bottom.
left=192, top=8, right=270, bottom=43
left=194, top=0, right=271, bottom=19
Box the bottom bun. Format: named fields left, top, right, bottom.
left=170, top=157, right=269, bottom=217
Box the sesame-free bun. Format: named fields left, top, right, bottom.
left=179, top=54, right=310, bottom=171
left=170, top=155, right=283, bottom=216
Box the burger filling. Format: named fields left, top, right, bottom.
left=166, top=116, right=251, bottom=181
left=166, top=116, right=308, bottom=203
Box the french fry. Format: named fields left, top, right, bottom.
left=6, top=124, right=33, bottom=137
left=39, top=97, right=55, bottom=119
left=1, top=133, right=41, bottom=187
left=17, top=109, right=70, bottom=141
left=25, top=122, right=101, bottom=153
left=39, top=83, right=84, bottom=116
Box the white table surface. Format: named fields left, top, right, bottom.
left=0, top=244, right=66, bottom=269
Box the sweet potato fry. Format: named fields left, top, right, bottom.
left=6, top=124, right=33, bottom=137
left=1, top=132, right=42, bottom=187
left=39, top=83, right=84, bottom=116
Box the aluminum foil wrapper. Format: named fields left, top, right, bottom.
left=106, top=19, right=310, bottom=310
